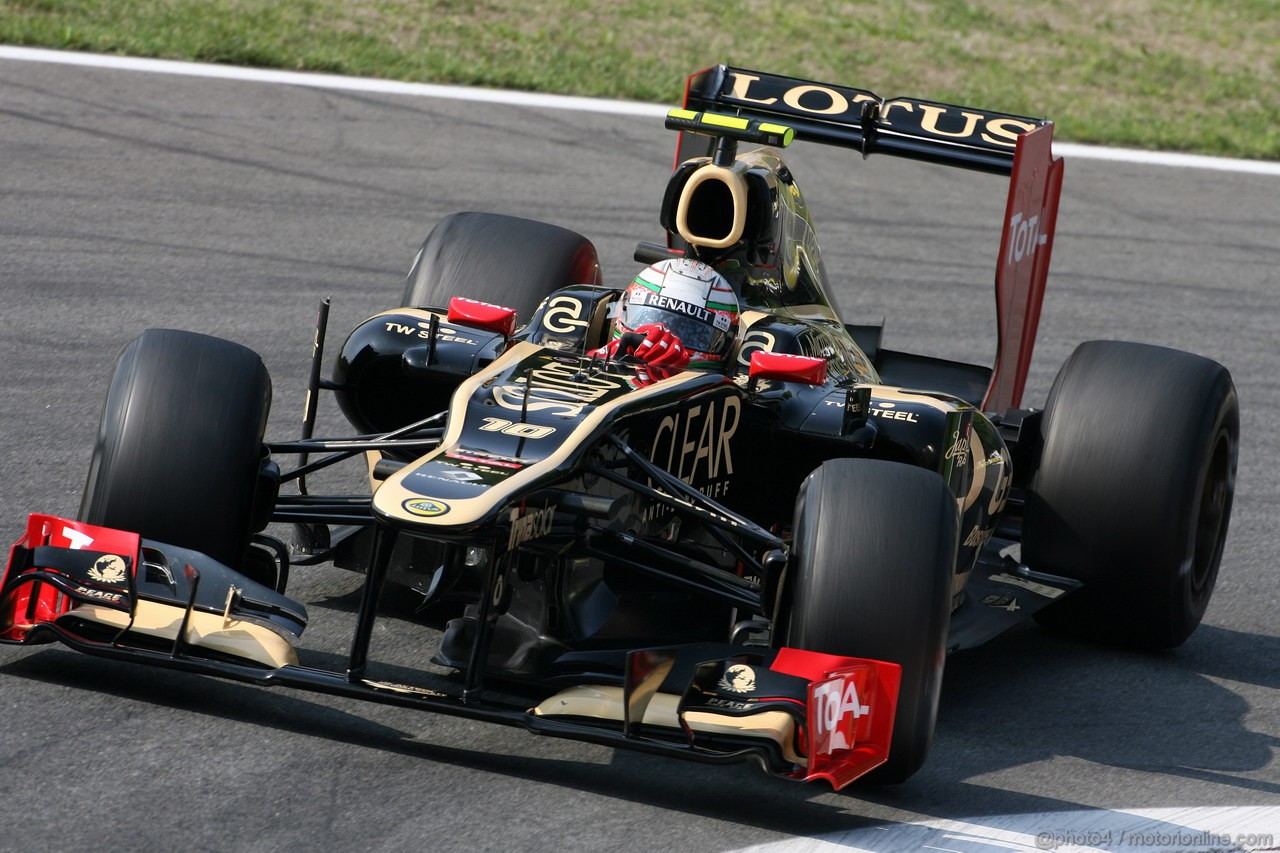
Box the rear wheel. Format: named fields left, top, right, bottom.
left=1023, top=340, right=1238, bottom=649
left=402, top=211, right=601, bottom=321
left=786, top=458, right=958, bottom=783
left=80, top=329, right=273, bottom=568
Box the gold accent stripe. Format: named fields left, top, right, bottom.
left=963, top=427, right=985, bottom=512
left=868, top=385, right=971, bottom=414
left=71, top=601, right=299, bottom=668
left=532, top=685, right=805, bottom=765
left=372, top=343, right=710, bottom=527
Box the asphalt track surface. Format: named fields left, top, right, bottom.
left=1, top=57, right=1277, bottom=852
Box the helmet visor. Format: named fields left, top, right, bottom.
left=621, top=304, right=728, bottom=354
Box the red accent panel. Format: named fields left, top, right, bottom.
left=984, top=123, right=1064, bottom=413
left=770, top=647, right=865, bottom=680
left=749, top=351, right=828, bottom=385
left=40, top=515, right=139, bottom=555
left=771, top=647, right=902, bottom=790
left=0, top=581, right=62, bottom=640
left=674, top=66, right=717, bottom=172
left=447, top=297, right=518, bottom=337
left=1, top=514, right=140, bottom=641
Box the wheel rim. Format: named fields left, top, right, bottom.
left=1190, top=431, right=1231, bottom=595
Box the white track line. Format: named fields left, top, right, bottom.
left=3, top=45, right=1278, bottom=176
left=733, top=807, right=1280, bottom=853
left=0, top=45, right=666, bottom=117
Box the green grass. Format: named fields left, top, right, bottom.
left=3, top=0, right=1277, bottom=159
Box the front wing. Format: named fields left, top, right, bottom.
left=2, top=514, right=900, bottom=790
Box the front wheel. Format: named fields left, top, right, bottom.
left=786, top=458, right=958, bottom=783
left=80, top=329, right=273, bottom=568
left=1023, top=340, right=1238, bottom=649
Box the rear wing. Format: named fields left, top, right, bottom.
left=680, top=66, right=1065, bottom=411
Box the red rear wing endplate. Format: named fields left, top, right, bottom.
left=984, top=124, right=1064, bottom=412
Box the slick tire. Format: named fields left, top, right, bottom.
left=786, top=458, right=958, bottom=784
left=1023, top=340, right=1238, bottom=649
left=80, top=329, right=273, bottom=569
left=401, top=211, right=601, bottom=323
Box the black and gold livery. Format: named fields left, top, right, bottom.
left=1, top=68, right=1238, bottom=789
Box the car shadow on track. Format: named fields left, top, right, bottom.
left=2, top=619, right=1274, bottom=839
left=0, top=648, right=872, bottom=838
left=897, top=623, right=1280, bottom=804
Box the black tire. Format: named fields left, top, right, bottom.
left=1023, top=340, right=1238, bottom=649
left=786, top=458, right=959, bottom=784
left=401, top=211, right=601, bottom=322
left=80, top=329, right=272, bottom=568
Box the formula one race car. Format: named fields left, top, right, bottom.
left=1, top=67, right=1238, bottom=787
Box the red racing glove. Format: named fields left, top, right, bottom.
left=593, top=323, right=691, bottom=373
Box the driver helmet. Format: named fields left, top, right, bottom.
left=615, top=258, right=740, bottom=367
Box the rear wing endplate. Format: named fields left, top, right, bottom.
left=680, top=66, right=1064, bottom=411
left=986, top=125, right=1064, bottom=412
